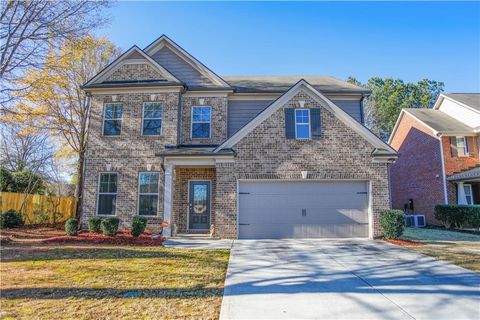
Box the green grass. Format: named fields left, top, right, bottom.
left=0, top=245, right=230, bottom=319
left=401, top=227, right=480, bottom=272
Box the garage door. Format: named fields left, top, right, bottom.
left=238, top=181, right=369, bottom=239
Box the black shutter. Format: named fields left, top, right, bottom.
left=285, top=108, right=295, bottom=139
left=450, top=136, right=458, bottom=157
left=310, top=108, right=322, bottom=138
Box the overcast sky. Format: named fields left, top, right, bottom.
left=96, top=1, right=480, bottom=92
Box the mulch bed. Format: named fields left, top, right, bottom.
left=383, top=238, right=423, bottom=247
left=42, top=230, right=166, bottom=246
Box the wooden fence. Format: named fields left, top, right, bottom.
left=0, top=192, right=77, bottom=225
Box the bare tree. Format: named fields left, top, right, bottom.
left=0, top=0, right=110, bottom=111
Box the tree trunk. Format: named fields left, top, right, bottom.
left=75, top=150, right=85, bottom=227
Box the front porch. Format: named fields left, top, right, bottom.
left=448, top=166, right=480, bottom=205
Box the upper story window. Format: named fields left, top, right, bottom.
left=103, top=104, right=123, bottom=136
left=451, top=136, right=470, bottom=157
left=138, top=172, right=159, bottom=216
left=295, top=109, right=311, bottom=139
left=97, top=173, right=117, bottom=215
left=142, top=102, right=163, bottom=135
left=191, top=106, right=211, bottom=139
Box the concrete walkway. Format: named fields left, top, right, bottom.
left=163, top=238, right=233, bottom=249
left=220, top=239, right=480, bottom=320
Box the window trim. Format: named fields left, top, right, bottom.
left=294, top=108, right=311, bottom=140
left=96, top=172, right=118, bottom=216
left=137, top=172, right=160, bottom=216
left=190, top=106, right=212, bottom=139
left=141, top=102, right=163, bottom=136
left=102, top=103, right=124, bottom=137
left=455, top=136, right=469, bottom=156
left=464, top=184, right=473, bottom=205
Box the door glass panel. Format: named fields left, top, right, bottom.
left=193, top=184, right=207, bottom=214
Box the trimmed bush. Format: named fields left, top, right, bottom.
left=380, top=209, right=405, bottom=239
left=101, top=217, right=120, bottom=236
left=1, top=209, right=23, bottom=228
left=65, top=218, right=78, bottom=236
left=131, top=216, right=148, bottom=237
left=87, top=216, right=102, bottom=233
left=434, top=205, right=479, bottom=229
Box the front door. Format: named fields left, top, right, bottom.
left=189, top=181, right=211, bottom=230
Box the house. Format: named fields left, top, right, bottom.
left=389, top=93, right=480, bottom=224
left=80, top=35, right=398, bottom=239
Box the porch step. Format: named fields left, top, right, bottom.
left=173, top=233, right=220, bottom=240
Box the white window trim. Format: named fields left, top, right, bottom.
left=294, top=108, right=311, bottom=140
left=464, top=184, right=473, bottom=205
left=137, top=172, right=160, bottom=216
left=141, top=102, right=163, bottom=136
left=102, top=103, right=123, bottom=137
left=456, top=136, right=469, bottom=156
left=191, top=106, right=212, bottom=139
left=96, top=172, right=118, bottom=216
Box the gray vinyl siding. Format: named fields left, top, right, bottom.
left=227, top=98, right=363, bottom=137
left=227, top=100, right=272, bottom=137
left=331, top=99, right=363, bottom=123
left=150, top=46, right=214, bottom=87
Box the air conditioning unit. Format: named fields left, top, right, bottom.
left=405, top=214, right=426, bottom=227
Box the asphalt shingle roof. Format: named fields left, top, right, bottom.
left=444, top=93, right=480, bottom=112
left=405, top=108, right=474, bottom=133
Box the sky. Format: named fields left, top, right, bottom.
left=96, top=1, right=480, bottom=92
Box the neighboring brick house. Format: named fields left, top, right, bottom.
left=389, top=93, right=480, bottom=224
left=80, top=35, right=398, bottom=239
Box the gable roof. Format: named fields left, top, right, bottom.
left=223, top=76, right=371, bottom=95
left=403, top=109, right=475, bottom=134
left=83, top=46, right=180, bottom=87
left=144, top=35, right=231, bottom=88
left=438, top=93, right=480, bottom=112
left=214, top=79, right=396, bottom=158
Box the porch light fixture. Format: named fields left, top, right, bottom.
left=298, top=101, right=306, bottom=108
left=301, top=171, right=308, bottom=179
left=106, top=164, right=112, bottom=171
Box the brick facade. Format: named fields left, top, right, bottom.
left=389, top=113, right=445, bottom=224
left=105, top=63, right=165, bottom=82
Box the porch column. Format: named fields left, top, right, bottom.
left=457, top=182, right=468, bottom=205
left=163, top=164, right=173, bottom=237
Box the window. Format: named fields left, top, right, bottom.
left=142, top=102, right=163, bottom=135
left=295, top=109, right=311, bottom=139
left=138, top=172, right=159, bottom=216
left=191, top=106, right=211, bottom=139
left=455, top=136, right=469, bottom=156
left=464, top=184, right=473, bottom=205
left=103, top=104, right=123, bottom=136
left=97, top=173, right=117, bottom=215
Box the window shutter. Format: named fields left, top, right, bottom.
left=310, top=108, right=322, bottom=138
left=450, top=136, right=458, bottom=157
left=284, top=108, right=295, bottom=139
left=467, top=136, right=475, bottom=157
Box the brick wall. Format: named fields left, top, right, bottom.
left=389, top=113, right=445, bottom=224
left=105, top=63, right=165, bottom=82
left=180, top=96, right=228, bottom=145
left=213, top=90, right=391, bottom=239
left=172, top=167, right=216, bottom=234
left=441, top=136, right=479, bottom=176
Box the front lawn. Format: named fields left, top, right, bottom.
left=401, top=227, right=480, bottom=272
left=0, top=228, right=230, bottom=319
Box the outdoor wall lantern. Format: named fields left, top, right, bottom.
left=199, top=98, right=205, bottom=105
left=146, top=164, right=153, bottom=171
left=105, top=164, right=112, bottom=171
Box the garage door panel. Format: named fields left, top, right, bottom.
left=238, top=181, right=369, bottom=239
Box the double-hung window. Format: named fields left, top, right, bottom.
left=142, top=102, right=163, bottom=135
left=455, top=136, right=469, bottom=156
left=138, top=172, right=159, bottom=216
left=295, top=109, right=311, bottom=139
left=103, top=104, right=123, bottom=136
left=191, top=106, right=211, bottom=139
left=464, top=184, right=473, bottom=205
left=97, top=173, right=118, bottom=215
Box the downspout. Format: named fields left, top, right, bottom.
left=177, top=91, right=182, bottom=145
left=360, top=95, right=365, bottom=125
left=438, top=134, right=449, bottom=204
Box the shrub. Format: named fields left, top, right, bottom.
left=1, top=209, right=23, bottom=228
left=380, top=209, right=405, bottom=239
left=65, top=218, right=78, bottom=236
left=101, top=217, right=120, bottom=236
left=434, top=205, right=479, bottom=229
left=87, top=216, right=102, bottom=233
left=131, top=216, right=147, bottom=237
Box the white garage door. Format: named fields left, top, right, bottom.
left=238, top=181, right=369, bottom=239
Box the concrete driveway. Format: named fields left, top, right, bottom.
left=220, top=239, right=479, bottom=320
